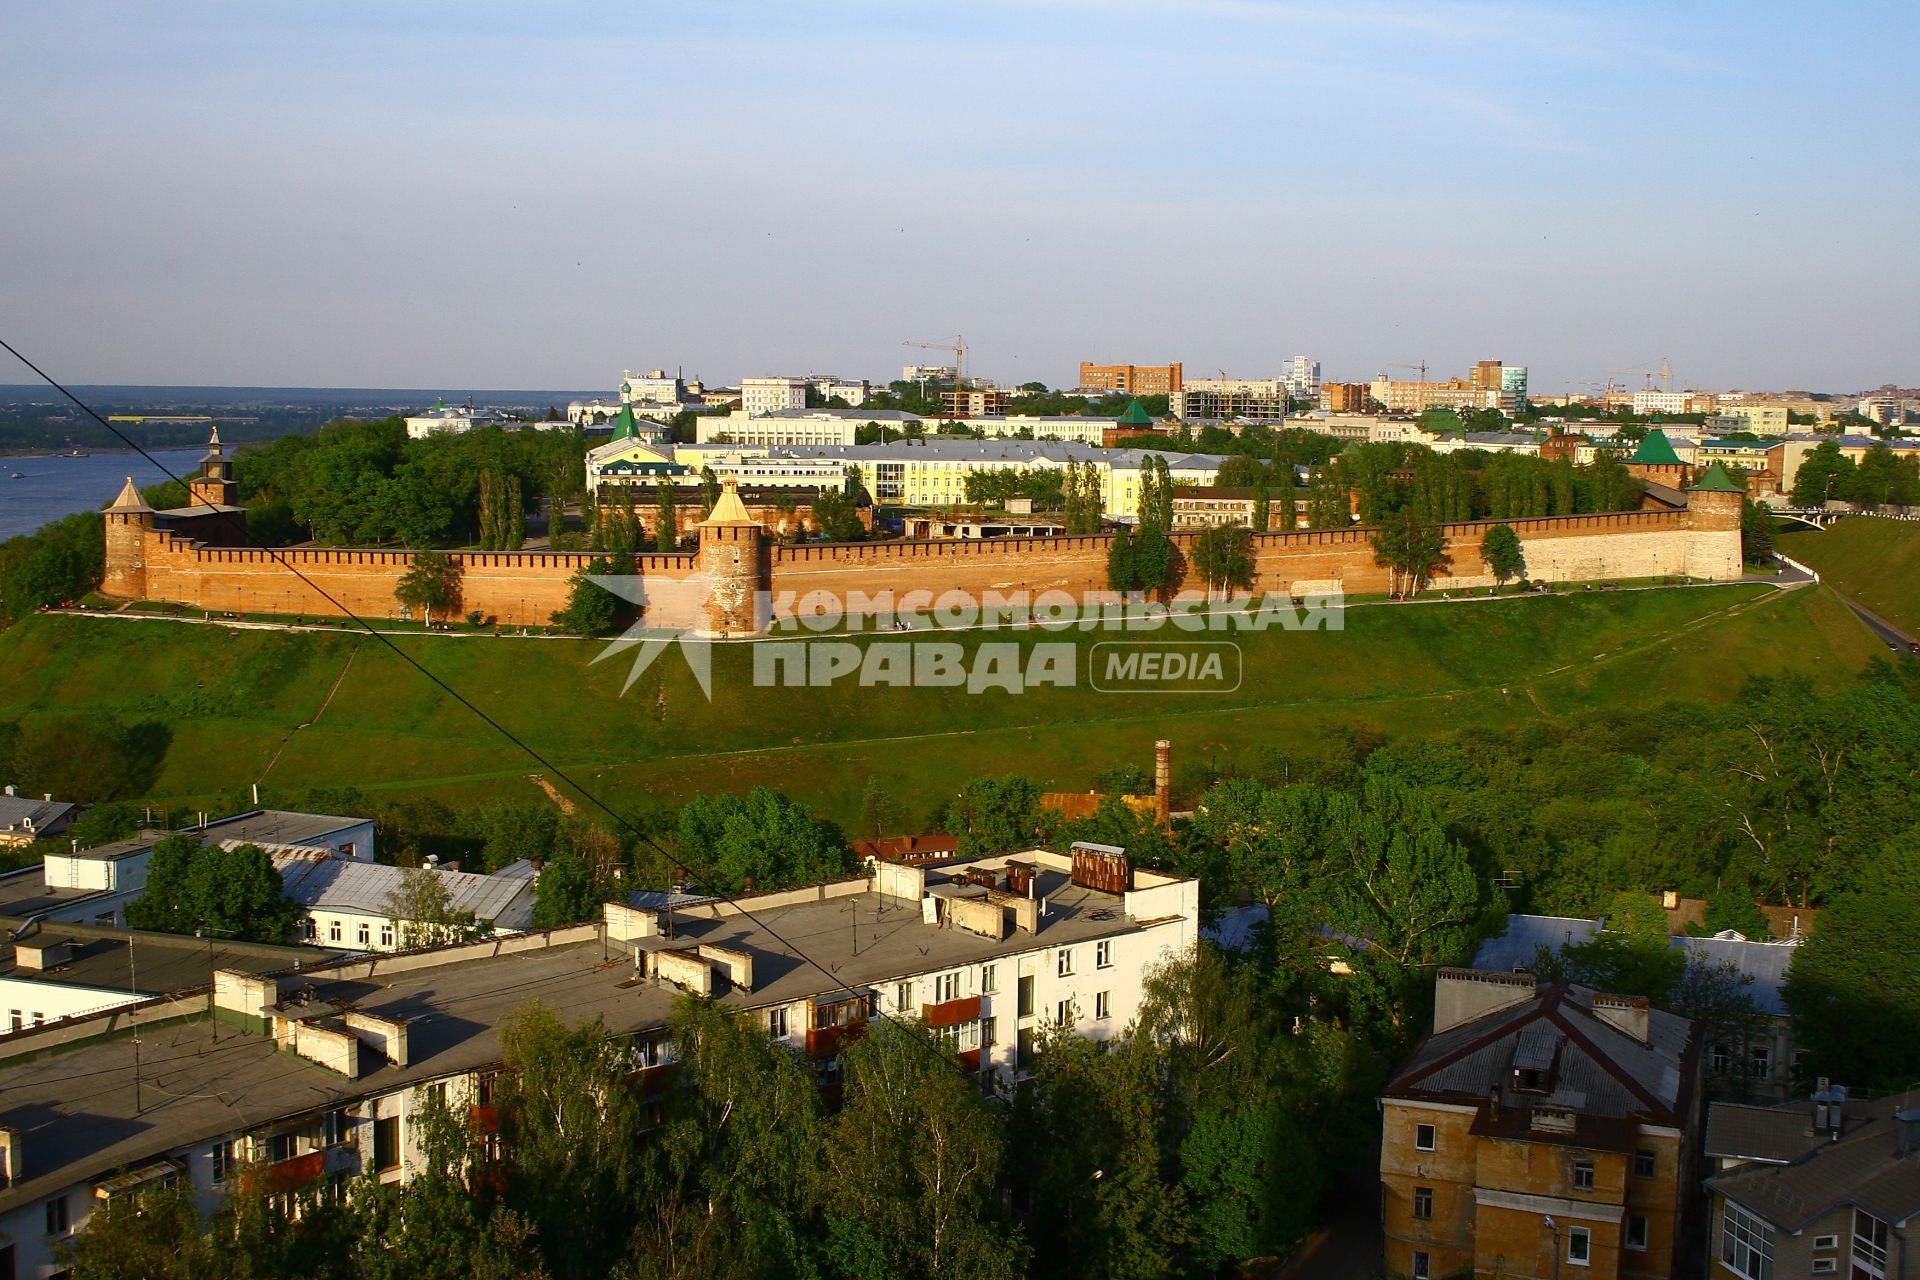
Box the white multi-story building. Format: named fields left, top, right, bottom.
left=0, top=846, right=1197, bottom=1279
left=697, top=409, right=864, bottom=447
left=1631, top=389, right=1691, bottom=416
left=740, top=376, right=810, bottom=417
left=1283, top=355, right=1321, bottom=401
left=621, top=369, right=685, bottom=404
left=807, top=376, right=871, bottom=406
left=402, top=402, right=520, bottom=439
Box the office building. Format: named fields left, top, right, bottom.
left=1078, top=362, right=1183, bottom=396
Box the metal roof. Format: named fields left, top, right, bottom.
left=268, top=854, right=534, bottom=930
left=1471, top=914, right=1799, bottom=1017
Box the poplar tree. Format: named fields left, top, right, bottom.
left=655, top=481, right=679, bottom=552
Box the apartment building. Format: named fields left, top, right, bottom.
left=1705, top=1091, right=1920, bottom=1280
left=697, top=409, right=864, bottom=447
left=767, top=439, right=1227, bottom=518
left=0, top=846, right=1197, bottom=1280
left=1320, top=382, right=1373, bottom=413
left=943, top=388, right=1011, bottom=417
left=740, top=376, right=810, bottom=417
left=1172, top=379, right=1291, bottom=422
left=1078, top=361, right=1183, bottom=395
left=1283, top=355, right=1321, bottom=400
left=1380, top=969, right=1701, bottom=1280
left=1369, top=376, right=1501, bottom=416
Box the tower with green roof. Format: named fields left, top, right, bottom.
left=1684, top=460, right=1745, bottom=578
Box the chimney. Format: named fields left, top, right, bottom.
left=1154, top=740, right=1171, bottom=826
left=1433, top=969, right=1536, bottom=1035
left=1, top=785, right=12, bottom=797
left=1896, top=1108, right=1920, bottom=1158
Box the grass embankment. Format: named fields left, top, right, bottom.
left=0, top=583, right=1885, bottom=830
left=1777, top=516, right=1920, bottom=637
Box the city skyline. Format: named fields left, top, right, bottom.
left=2, top=1, right=1915, bottom=394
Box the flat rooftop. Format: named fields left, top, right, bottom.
left=0, top=869, right=111, bottom=917
left=192, top=810, right=369, bottom=848
left=0, top=922, right=327, bottom=997
left=0, top=856, right=1188, bottom=1213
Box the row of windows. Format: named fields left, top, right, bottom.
left=1409, top=1122, right=1660, bottom=1181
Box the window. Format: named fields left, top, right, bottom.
left=1095, top=940, right=1112, bottom=969
left=1854, top=1210, right=1889, bottom=1280
left=935, top=972, right=962, bottom=1003
left=373, top=1116, right=401, bottom=1172
left=1567, top=1226, right=1591, bottom=1266
left=1812, top=1235, right=1839, bottom=1252
left=211, top=1139, right=235, bottom=1184
left=6, top=1012, right=18, bottom=1033
left=1572, top=1159, right=1595, bottom=1191
left=1711, top=1042, right=1731, bottom=1075
left=1056, top=948, right=1075, bottom=977
left=425, top=1082, right=448, bottom=1109
left=1633, top=1148, right=1657, bottom=1179
left=895, top=982, right=913, bottom=1012
left=981, top=964, right=997, bottom=994
left=328, top=920, right=341, bottom=943
left=45, top=1194, right=68, bottom=1236
left=1015, top=1027, right=1033, bottom=1068
left=1412, top=1251, right=1430, bottom=1280
left=379, top=923, right=394, bottom=949
left=1626, top=1215, right=1648, bottom=1250
left=1414, top=1123, right=1436, bottom=1152
left=1055, top=998, right=1073, bottom=1026
left=356, top=922, right=370, bottom=947
left=302, top=919, right=317, bottom=941
left=1017, top=975, right=1034, bottom=1018
left=1722, top=1202, right=1775, bottom=1280
left=768, top=1008, right=788, bottom=1039
left=1412, top=1186, right=1433, bottom=1221
left=1812, top=1261, right=1836, bottom=1275
left=1750, top=1044, right=1772, bottom=1080
left=322, top=1110, right=347, bottom=1146
left=1094, top=992, right=1111, bottom=1021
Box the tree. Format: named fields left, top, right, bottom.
left=1480, top=523, right=1526, bottom=589
left=530, top=853, right=602, bottom=927
left=1790, top=439, right=1856, bottom=506
left=675, top=787, right=854, bottom=893
left=812, top=483, right=868, bottom=542
left=699, top=465, right=721, bottom=516
left=829, top=1023, right=1028, bottom=1280
left=1784, top=829, right=1920, bottom=1090
left=1369, top=510, right=1449, bottom=596
left=941, top=775, right=1049, bottom=856
left=550, top=556, right=619, bottom=638
left=1251, top=481, right=1271, bottom=533
left=1740, top=500, right=1776, bottom=565
left=859, top=776, right=900, bottom=840
left=126, top=836, right=301, bottom=944
left=1104, top=525, right=1136, bottom=594
left=396, top=551, right=462, bottom=624
left=654, top=481, right=679, bottom=552
left=383, top=864, right=490, bottom=948
left=1189, top=525, right=1254, bottom=599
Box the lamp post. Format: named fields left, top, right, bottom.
left=1545, top=1215, right=1561, bottom=1280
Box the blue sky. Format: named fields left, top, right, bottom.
left=2, top=1, right=1913, bottom=394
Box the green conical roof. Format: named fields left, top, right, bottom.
left=1689, top=461, right=1745, bottom=493
left=611, top=404, right=639, bottom=441
left=1118, top=399, right=1153, bottom=425
left=1627, top=428, right=1682, bottom=466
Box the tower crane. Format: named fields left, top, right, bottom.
left=1392, top=361, right=1430, bottom=383
left=1604, top=357, right=1672, bottom=392
left=903, top=335, right=967, bottom=391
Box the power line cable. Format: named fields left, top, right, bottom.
left=0, top=339, right=962, bottom=1065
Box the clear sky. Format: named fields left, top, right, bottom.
left=2, top=1, right=1914, bottom=395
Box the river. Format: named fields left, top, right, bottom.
left=0, top=449, right=211, bottom=541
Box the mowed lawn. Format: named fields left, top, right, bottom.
left=0, top=582, right=1885, bottom=829
left=1777, top=516, right=1920, bottom=638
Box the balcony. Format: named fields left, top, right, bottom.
left=806, top=1019, right=867, bottom=1059
left=922, top=995, right=982, bottom=1030
left=263, top=1151, right=325, bottom=1195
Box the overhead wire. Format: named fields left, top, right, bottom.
left=0, top=338, right=966, bottom=1069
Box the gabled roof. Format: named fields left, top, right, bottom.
left=269, top=852, right=534, bottom=929
left=1387, top=977, right=1695, bottom=1127
left=1689, top=461, right=1746, bottom=492
left=1707, top=1096, right=1920, bottom=1232
left=1627, top=428, right=1683, bottom=466
left=106, top=477, right=152, bottom=513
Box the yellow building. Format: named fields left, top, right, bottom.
left=1714, top=403, right=1791, bottom=434
left=1381, top=970, right=1702, bottom=1280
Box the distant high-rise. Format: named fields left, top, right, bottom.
left=1283, top=355, right=1320, bottom=400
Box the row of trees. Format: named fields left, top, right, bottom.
left=1789, top=439, right=1920, bottom=507
left=66, top=939, right=1372, bottom=1280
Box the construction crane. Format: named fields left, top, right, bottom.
left=1392, top=360, right=1430, bottom=383
left=1605, top=357, right=1672, bottom=392
left=903, top=335, right=967, bottom=392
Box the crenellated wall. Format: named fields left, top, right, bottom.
left=105, top=495, right=1742, bottom=630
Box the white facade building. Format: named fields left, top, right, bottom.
left=696, top=410, right=863, bottom=447
left=740, top=377, right=809, bottom=417
left=1631, top=390, right=1691, bottom=416
left=273, top=852, right=537, bottom=952
left=0, top=846, right=1197, bottom=1279
left=1283, top=356, right=1321, bottom=401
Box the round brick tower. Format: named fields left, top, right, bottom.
left=694, top=480, right=766, bottom=637
left=102, top=477, right=155, bottom=600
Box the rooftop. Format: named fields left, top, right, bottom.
left=1707, top=1094, right=1920, bottom=1231
left=0, top=852, right=1191, bottom=1213
left=190, top=810, right=370, bottom=850
left=0, top=920, right=326, bottom=998
left=267, top=853, right=535, bottom=928
left=0, top=795, right=76, bottom=837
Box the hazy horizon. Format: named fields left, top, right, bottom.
left=3, top=1, right=1915, bottom=397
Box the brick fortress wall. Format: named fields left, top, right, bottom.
left=105, top=493, right=1742, bottom=631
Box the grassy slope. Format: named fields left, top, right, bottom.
left=1777, top=516, right=1920, bottom=637
left=0, top=583, right=1884, bottom=829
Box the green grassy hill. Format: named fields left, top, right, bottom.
left=1777, top=516, right=1920, bottom=637
left=0, top=582, right=1885, bottom=829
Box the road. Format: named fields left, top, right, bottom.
left=1838, top=594, right=1917, bottom=654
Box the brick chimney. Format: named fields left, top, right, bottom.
left=1154, top=740, right=1171, bottom=826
